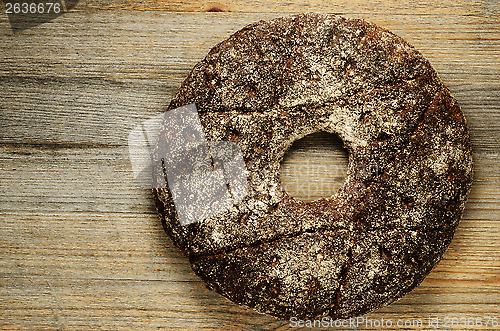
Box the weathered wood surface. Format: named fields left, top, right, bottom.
left=1, top=1, right=499, bottom=329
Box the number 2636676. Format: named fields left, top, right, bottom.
left=5, top=2, right=62, bottom=14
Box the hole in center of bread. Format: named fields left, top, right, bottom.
left=280, top=131, right=348, bottom=202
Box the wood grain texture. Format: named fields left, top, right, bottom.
left=1, top=1, right=499, bottom=329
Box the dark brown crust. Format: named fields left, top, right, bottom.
left=153, top=13, right=473, bottom=320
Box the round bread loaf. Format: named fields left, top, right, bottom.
left=153, top=13, right=473, bottom=319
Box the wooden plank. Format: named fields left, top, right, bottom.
left=1, top=3, right=499, bottom=330
left=1, top=12, right=499, bottom=153
left=0, top=144, right=498, bottom=217
left=71, top=0, right=499, bottom=17
left=0, top=143, right=499, bottom=329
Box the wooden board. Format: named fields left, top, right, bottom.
left=1, top=1, right=499, bottom=329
